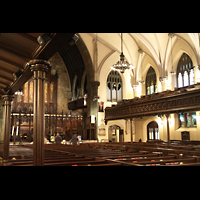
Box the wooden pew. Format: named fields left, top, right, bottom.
left=8, top=142, right=200, bottom=166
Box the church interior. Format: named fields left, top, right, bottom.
left=1, top=33, right=200, bottom=166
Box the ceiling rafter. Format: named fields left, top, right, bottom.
left=0, top=42, right=31, bottom=61
left=0, top=65, right=16, bottom=74
left=0, top=79, right=9, bottom=87
left=0, top=73, right=14, bottom=82
left=0, top=55, right=24, bottom=69
left=15, top=33, right=38, bottom=43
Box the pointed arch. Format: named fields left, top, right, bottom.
left=146, top=66, right=157, bottom=95
left=176, top=53, right=194, bottom=88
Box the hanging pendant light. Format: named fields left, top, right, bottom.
left=111, top=33, right=134, bottom=73
left=169, top=33, right=176, bottom=75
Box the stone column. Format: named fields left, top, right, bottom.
left=165, top=113, right=170, bottom=147
left=27, top=59, right=50, bottom=166
left=171, top=74, right=176, bottom=91
left=130, top=118, right=133, bottom=143
left=2, top=95, right=14, bottom=160
left=88, top=81, right=100, bottom=140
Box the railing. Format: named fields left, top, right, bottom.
left=105, top=85, right=200, bottom=122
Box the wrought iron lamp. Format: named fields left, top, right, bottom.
left=111, top=33, right=134, bottom=73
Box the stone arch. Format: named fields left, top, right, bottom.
left=76, top=34, right=94, bottom=84
left=80, top=70, right=87, bottom=98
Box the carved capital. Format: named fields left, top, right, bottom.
left=165, top=113, right=170, bottom=118
left=26, top=59, right=51, bottom=72
left=2, top=95, right=14, bottom=102
left=91, top=81, right=100, bottom=88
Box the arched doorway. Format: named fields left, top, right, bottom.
left=147, top=121, right=159, bottom=140
left=108, top=125, right=124, bottom=142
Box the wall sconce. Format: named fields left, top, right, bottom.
left=169, top=114, right=175, bottom=126
left=138, top=77, right=145, bottom=84
left=159, top=76, right=167, bottom=82
left=132, top=85, right=138, bottom=90
left=14, top=87, right=24, bottom=96
left=2, top=86, right=10, bottom=93
left=157, top=116, right=163, bottom=126
left=37, top=33, right=51, bottom=46
left=68, top=34, right=79, bottom=46
left=13, top=69, right=23, bottom=80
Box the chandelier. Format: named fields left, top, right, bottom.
left=111, top=33, right=134, bottom=73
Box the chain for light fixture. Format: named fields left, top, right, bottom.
left=169, top=33, right=176, bottom=75
left=111, top=33, right=134, bottom=73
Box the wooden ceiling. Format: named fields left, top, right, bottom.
left=0, top=33, right=41, bottom=95
left=58, top=41, right=85, bottom=89
left=0, top=33, right=76, bottom=97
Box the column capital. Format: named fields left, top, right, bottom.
left=91, top=81, right=100, bottom=88
left=26, top=59, right=51, bottom=72
left=2, top=95, right=14, bottom=102
left=165, top=113, right=170, bottom=118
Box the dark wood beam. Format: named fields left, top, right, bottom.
left=32, top=33, right=76, bottom=60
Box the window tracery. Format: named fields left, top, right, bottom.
left=177, top=53, right=194, bottom=88
left=107, top=70, right=123, bottom=102
left=146, top=66, right=157, bottom=95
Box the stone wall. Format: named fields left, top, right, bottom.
left=49, top=53, right=72, bottom=114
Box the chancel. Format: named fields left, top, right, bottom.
left=1, top=33, right=200, bottom=166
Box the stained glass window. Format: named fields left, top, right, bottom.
left=24, top=81, right=28, bottom=102
left=192, top=113, right=197, bottom=127
left=179, top=112, right=196, bottom=128
left=45, top=81, right=48, bottom=103
left=179, top=113, right=185, bottom=127
left=17, top=93, right=22, bottom=102
left=50, top=82, right=54, bottom=102
left=186, top=113, right=191, bottom=127
left=29, top=105, right=33, bottom=112
left=29, top=80, right=33, bottom=103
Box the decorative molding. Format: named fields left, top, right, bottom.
left=105, top=85, right=200, bottom=122
left=26, top=59, right=51, bottom=72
